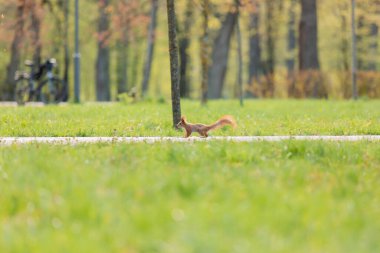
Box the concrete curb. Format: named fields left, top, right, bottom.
left=0, top=136, right=379, bottom=145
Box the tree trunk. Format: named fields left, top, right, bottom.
left=368, top=0, right=380, bottom=71
left=299, top=0, right=320, bottom=70
left=351, top=0, right=358, bottom=100
left=166, top=0, right=181, bottom=127
left=265, top=1, right=275, bottom=76
left=141, top=0, right=158, bottom=97
left=200, top=0, right=209, bottom=104
left=62, top=0, right=70, bottom=101
left=3, top=0, right=26, bottom=101
left=116, top=28, right=128, bottom=95
left=299, top=0, right=320, bottom=97
left=262, top=1, right=278, bottom=97
left=74, top=0, right=80, bottom=103
left=339, top=9, right=350, bottom=99
left=235, top=0, right=243, bottom=106
left=208, top=11, right=238, bottom=99
left=178, top=0, right=193, bottom=98
left=30, top=1, right=42, bottom=72
left=248, top=0, right=261, bottom=93
left=368, top=23, right=378, bottom=71
left=131, top=42, right=140, bottom=89
left=356, top=16, right=365, bottom=70
left=286, top=0, right=297, bottom=97
left=340, top=12, right=349, bottom=72
left=96, top=0, right=111, bottom=101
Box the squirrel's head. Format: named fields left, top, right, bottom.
left=176, top=116, right=186, bottom=128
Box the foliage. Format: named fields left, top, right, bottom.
left=0, top=0, right=379, bottom=100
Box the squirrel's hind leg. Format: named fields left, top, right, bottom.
left=200, top=131, right=208, bottom=138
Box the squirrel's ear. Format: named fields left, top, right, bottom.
left=181, top=116, right=186, bottom=121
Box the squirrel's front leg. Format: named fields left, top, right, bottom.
left=184, top=129, right=192, bottom=138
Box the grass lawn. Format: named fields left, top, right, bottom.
left=0, top=100, right=379, bottom=136
left=1, top=100, right=379, bottom=252
left=1, top=141, right=380, bottom=253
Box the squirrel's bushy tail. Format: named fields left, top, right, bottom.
left=207, top=115, right=237, bottom=131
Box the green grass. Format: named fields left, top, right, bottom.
left=0, top=100, right=379, bottom=136
left=1, top=100, right=379, bottom=252
left=1, top=141, right=380, bottom=253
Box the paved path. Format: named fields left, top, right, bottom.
left=0, top=136, right=379, bottom=145
left=0, top=102, right=70, bottom=107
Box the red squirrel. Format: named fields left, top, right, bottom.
left=177, top=115, right=237, bottom=138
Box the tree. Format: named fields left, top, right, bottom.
left=286, top=0, right=297, bottom=96
left=368, top=22, right=378, bottom=71
left=30, top=0, right=43, bottom=75
left=353, top=0, right=379, bottom=72
left=235, top=0, right=243, bottom=106
left=340, top=5, right=349, bottom=72
left=113, top=1, right=132, bottom=96
left=166, top=0, right=181, bottom=127
left=356, top=15, right=365, bottom=70
left=208, top=9, right=238, bottom=99
left=351, top=0, right=358, bottom=99
left=264, top=0, right=275, bottom=90
left=3, top=0, right=26, bottom=101
left=115, top=20, right=128, bottom=96
left=96, top=0, right=111, bottom=101
left=74, top=0, right=80, bottom=102
left=62, top=0, right=69, bottom=101
left=299, top=0, right=320, bottom=70
left=116, top=0, right=149, bottom=93
left=56, top=0, right=70, bottom=101
left=367, top=0, right=379, bottom=71
left=178, top=0, right=193, bottom=98
left=248, top=0, right=261, bottom=96
left=200, top=0, right=209, bottom=104
left=130, top=44, right=140, bottom=89
left=299, top=0, right=321, bottom=97
left=141, top=0, right=158, bottom=97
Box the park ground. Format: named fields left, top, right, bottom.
left=0, top=100, right=379, bottom=136
left=1, top=100, right=380, bottom=253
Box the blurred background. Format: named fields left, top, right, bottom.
left=0, top=0, right=379, bottom=102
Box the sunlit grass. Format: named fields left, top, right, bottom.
left=1, top=100, right=379, bottom=252
left=0, top=141, right=379, bottom=252
left=0, top=100, right=379, bottom=137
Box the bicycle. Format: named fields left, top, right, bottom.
left=14, top=58, right=64, bottom=105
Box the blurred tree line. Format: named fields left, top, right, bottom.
left=0, top=0, right=379, bottom=101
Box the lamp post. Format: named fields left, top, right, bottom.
left=74, top=0, right=80, bottom=103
